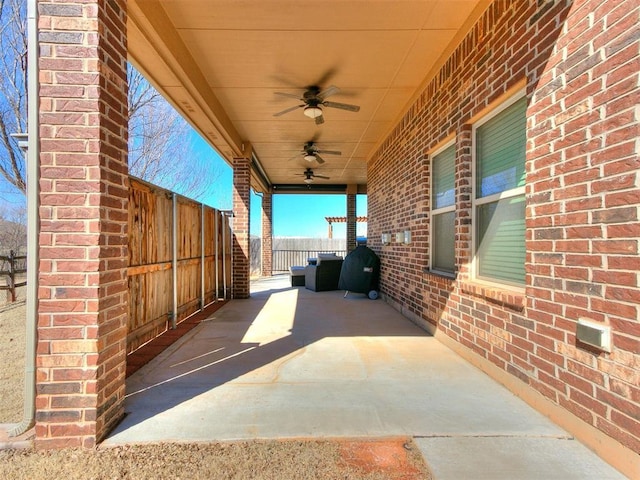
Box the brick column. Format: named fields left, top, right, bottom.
left=36, top=1, right=129, bottom=448
left=232, top=157, right=251, bottom=298
left=261, top=192, right=272, bottom=277
left=346, top=189, right=357, bottom=253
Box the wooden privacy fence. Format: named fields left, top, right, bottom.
left=127, top=178, right=233, bottom=353
left=0, top=250, right=27, bottom=303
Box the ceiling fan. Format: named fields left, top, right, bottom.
left=298, top=168, right=330, bottom=184
left=294, top=141, right=341, bottom=164
left=273, top=85, right=360, bottom=125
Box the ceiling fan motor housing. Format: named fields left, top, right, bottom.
left=304, top=86, right=321, bottom=100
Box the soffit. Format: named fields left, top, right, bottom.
left=127, top=0, right=488, bottom=192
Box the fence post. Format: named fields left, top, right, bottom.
left=8, top=250, right=16, bottom=303
left=214, top=211, right=220, bottom=300
left=222, top=213, right=227, bottom=299
left=171, top=193, right=178, bottom=329
left=200, top=203, right=205, bottom=309
left=229, top=214, right=233, bottom=299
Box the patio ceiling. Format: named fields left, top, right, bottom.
left=127, top=0, right=489, bottom=193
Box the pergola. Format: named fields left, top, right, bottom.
left=325, top=216, right=368, bottom=239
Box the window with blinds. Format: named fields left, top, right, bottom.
left=431, top=143, right=456, bottom=275
left=473, top=96, right=526, bottom=286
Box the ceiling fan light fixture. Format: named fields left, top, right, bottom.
left=304, top=177, right=313, bottom=184
left=303, top=106, right=323, bottom=118
left=304, top=154, right=316, bottom=162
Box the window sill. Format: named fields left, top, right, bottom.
left=423, top=268, right=456, bottom=282
left=460, top=281, right=525, bottom=312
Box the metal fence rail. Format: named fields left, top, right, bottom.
left=0, top=250, right=27, bottom=303
left=272, top=249, right=347, bottom=272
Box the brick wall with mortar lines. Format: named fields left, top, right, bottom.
left=347, top=193, right=357, bottom=252
left=232, top=157, right=251, bottom=297
left=37, top=0, right=129, bottom=448
left=527, top=0, right=639, bottom=453
left=369, top=0, right=639, bottom=454
left=261, top=193, right=273, bottom=276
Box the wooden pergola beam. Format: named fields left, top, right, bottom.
left=325, top=216, right=368, bottom=239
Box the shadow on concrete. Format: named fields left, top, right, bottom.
left=113, top=275, right=430, bottom=433
left=104, top=275, right=626, bottom=479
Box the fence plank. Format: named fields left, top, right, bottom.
left=224, top=214, right=232, bottom=297
left=203, top=208, right=216, bottom=304
left=129, top=178, right=172, bottom=267
left=217, top=211, right=226, bottom=299
left=177, top=197, right=201, bottom=260
left=127, top=262, right=172, bottom=276
left=127, top=178, right=230, bottom=354
left=127, top=267, right=172, bottom=352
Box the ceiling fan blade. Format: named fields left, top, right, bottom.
left=274, top=91, right=302, bottom=100
left=315, top=114, right=325, bottom=125
left=273, top=104, right=303, bottom=117
left=323, top=100, right=360, bottom=112
left=318, top=85, right=340, bottom=99
left=316, top=67, right=338, bottom=87
left=314, top=174, right=330, bottom=179
left=314, top=154, right=325, bottom=164
left=316, top=149, right=341, bottom=156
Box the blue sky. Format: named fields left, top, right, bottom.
left=185, top=132, right=368, bottom=239
left=253, top=192, right=367, bottom=238
left=0, top=126, right=366, bottom=240
left=0, top=53, right=366, bottom=238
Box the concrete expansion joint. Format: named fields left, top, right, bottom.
left=413, top=433, right=575, bottom=440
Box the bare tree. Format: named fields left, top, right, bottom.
left=0, top=0, right=27, bottom=197
left=0, top=203, right=27, bottom=255
left=0, top=4, right=221, bottom=203
left=128, top=65, right=221, bottom=201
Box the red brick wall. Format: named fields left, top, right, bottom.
left=347, top=193, right=357, bottom=253
left=527, top=0, right=639, bottom=456
left=37, top=0, right=129, bottom=448
left=232, top=157, right=251, bottom=298
left=369, top=0, right=639, bottom=460
left=261, top=192, right=273, bottom=277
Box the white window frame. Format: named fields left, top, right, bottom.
left=471, top=90, right=526, bottom=289
left=430, top=140, right=456, bottom=276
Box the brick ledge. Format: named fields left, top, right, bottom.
left=459, top=281, right=525, bottom=312
left=422, top=269, right=456, bottom=283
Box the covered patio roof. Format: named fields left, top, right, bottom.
left=127, top=0, right=490, bottom=193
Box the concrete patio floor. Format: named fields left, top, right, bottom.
left=105, top=275, right=626, bottom=479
